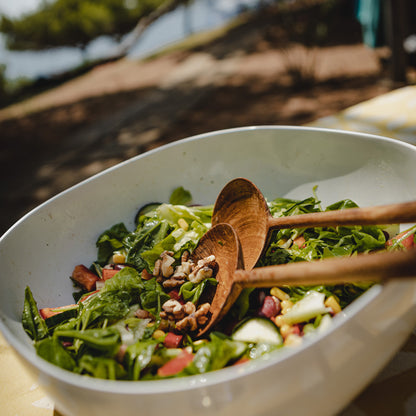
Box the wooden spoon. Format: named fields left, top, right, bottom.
left=196, top=223, right=416, bottom=336
left=212, top=178, right=416, bottom=270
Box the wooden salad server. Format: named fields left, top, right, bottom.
left=212, top=178, right=416, bottom=270
left=195, top=223, right=416, bottom=337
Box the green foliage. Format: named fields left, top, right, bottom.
left=0, top=0, right=167, bottom=50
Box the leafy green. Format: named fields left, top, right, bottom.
left=96, top=223, right=130, bottom=265
left=179, top=278, right=218, bottom=304
left=139, top=278, right=170, bottom=316
left=169, top=186, right=192, bottom=205
left=22, top=287, right=49, bottom=341
left=35, top=336, right=76, bottom=371
left=54, top=327, right=121, bottom=355
left=185, top=334, right=246, bottom=374
left=77, top=355, right=126, bottom=380
left=123, top=339, right=158, bottom=380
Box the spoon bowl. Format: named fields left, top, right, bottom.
left=212, top=178, right=416, bottom=270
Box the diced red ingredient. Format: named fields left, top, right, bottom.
left=141, top=269, right=153, bottom=280
left=157, top=349, right=194, bottom=377
left=291, top=324, right=302, bottom=336
left=39, top=304, right=77, bottom=319
left=233, top=357, right=250, bottom=366
left=163, top=332, right=183, bottom=348
left=293, top=235, right=306, bottom=248
left=102, top=269, right=119, bottom=281
left=71, top=265, right=100, bottom=291
left=168, top=289, right=184, bottom=304
left=116, top=344, right=128, bottom=363
left=386, top=231, right=415, bottom=249
left=258, top=295, right=280, bottom=318
left=78, top=290, right=99, bottom=304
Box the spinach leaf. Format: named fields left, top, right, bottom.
left=96, top=223, right=130, bottom=265
left=179, top=278, right=218, bottom=304
left=123, top=340, right=158, bottom=380
left=36, top=336, right=76, bottom=371
left=101, top=267, right=143, bottom=294
left=139, top=278, right=170, bottom=316
left=186, top=334, right=246, bottom=374
left=22, top=286, right=49, bottom=341
left=77, top=355, right=126, bottom=380
left=54, top=327, right=121, bottom=355
left=169, top=186, right=192, bottom=205
left=125, top=220, right=173, bottom=270
left=79, top=291, right=131, bottom=329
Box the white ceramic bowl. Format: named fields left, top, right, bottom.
left=1, top=126, right=415, bottom=416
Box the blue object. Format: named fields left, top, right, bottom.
left=355, top=0, right=382, bottom=48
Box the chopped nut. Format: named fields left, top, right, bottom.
left=181, top=250, right=190, bottom=263
left=176, top=315, right=198, bottom=332
left=161, top=251, right=175, bottom=278
left=153, top=259, right=162, bottom=277
left=163, top=278, right=185, bottom=289
left=135, top=309, right=151, bottom=319
left=184, top=302, right=196, bottom=315
left=162, top=299, right=185, bottom=319
left=188, top=255, right=218, bottom=284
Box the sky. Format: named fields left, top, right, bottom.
left=0, top=0, right=41, bottom=18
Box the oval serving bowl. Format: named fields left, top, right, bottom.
left=1, top=126, right=415, bottom=416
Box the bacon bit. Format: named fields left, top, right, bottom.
left=258, top=295, right=280, bottom=318
left=102, top=269, right=119, bottom=281
left=168, top=289, right=184, bottom=304
left=163, top=332, right=183, bottom=348
left=71, top=265, right=100, bottom=291
left=157, top=349, right=194, bottom=377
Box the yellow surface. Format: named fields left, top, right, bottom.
left=308, top=85, right=416, bottom=144
left=0, top=332, right=55, bottom=416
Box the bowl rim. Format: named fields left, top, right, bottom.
left=1, top=125, right=415, bottom=394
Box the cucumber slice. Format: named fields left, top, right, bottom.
left=283, top=291, right=331, bottom=325
left=44, top=306, right=78, bottom=329
left=134, top=202, right=162, bottom=224
left=232, top=318, right=283, bottom=345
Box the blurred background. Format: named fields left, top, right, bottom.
left=0, top=0, right=415, bottom=235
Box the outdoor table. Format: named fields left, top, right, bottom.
left=1, top=85, right=415, bottom=416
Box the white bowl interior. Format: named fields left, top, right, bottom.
left=1, top=126, right=416, bottom=416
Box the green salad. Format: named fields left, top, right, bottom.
left=23, top=186, right=416, bottom=380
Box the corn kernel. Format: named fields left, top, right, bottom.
left=280, top=324, right=292, bottom=339
left=271, top=287, right=290, bottom=301
left=284, top=333, right=303, bottom=347
left=113, top=252, right=126, bottom=264
left=273, top=315, right=285, bottom=327
left=152, top=329, right=165, bottom=339
left=178, top=218, right=189, bottom=231
left=281, top=299, right=293, bottom=314
left=325, top=296, right=342, bottom=314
